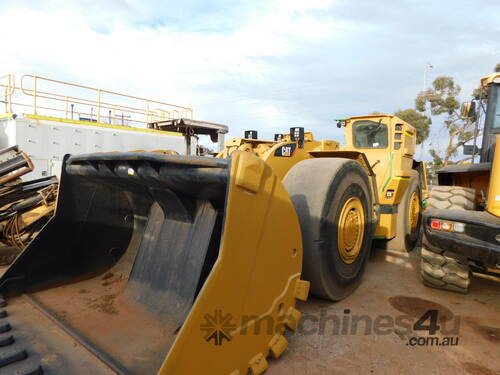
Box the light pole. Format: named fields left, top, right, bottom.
left=423, top=62, right=433, bottom=91
left=420, top=62, right=434, bottom=160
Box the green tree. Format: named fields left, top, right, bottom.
left=415, top=76, right=475, bottom=167
left=472, top=62, right=500, bottom=100
left=394, top=109, right=431, bottom=145
left=472, top=85, right=487, bottom=101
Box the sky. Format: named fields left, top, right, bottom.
left=1, top=0, right=499, bottom=157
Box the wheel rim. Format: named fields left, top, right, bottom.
left=408, top=191, right=420, bottom=232
left=337, top=197, right=365, bottom=264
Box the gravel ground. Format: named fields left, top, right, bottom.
left=269, top=247, right=500, bottom=375
left=1, top=246, right=498, bottom=375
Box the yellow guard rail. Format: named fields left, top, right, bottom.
left=0, top=74, right=193, bottom=127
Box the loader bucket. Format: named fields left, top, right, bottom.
left=0, top=151, right=309, bottom=375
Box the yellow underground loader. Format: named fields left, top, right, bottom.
left=0, top=114, right=425, bottom=374
left=420, top=73, right=500, bottom=293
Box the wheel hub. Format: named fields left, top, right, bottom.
left=338, top=197, right=365, bottom=264
left=408, top=192, right=420, bottom=232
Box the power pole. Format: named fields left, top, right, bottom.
left=423, top=62, right=433, bottom=91
left=420, top=62, right=434, bottom=160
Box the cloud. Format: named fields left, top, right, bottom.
left=1, top=0, right=499, bottom=157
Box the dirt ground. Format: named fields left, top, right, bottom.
left=1, top=246, right=498, bottom=375
left=270, top=247, right=500, bottom=375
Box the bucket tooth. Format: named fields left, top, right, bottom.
left=284, top=307, right=302, bottom=331
left=268, top=333, right=288, bottom=358
left=249, top=353, right=269, bottom=375
left=294, top=279, right=310, bottom=301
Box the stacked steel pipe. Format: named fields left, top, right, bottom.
left=0, top=146, right=58, bottom=265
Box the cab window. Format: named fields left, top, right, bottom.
left=493, top=88, right=500, bottom=129
left=353, top=120, right=388, bottom=148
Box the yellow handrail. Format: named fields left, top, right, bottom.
left=0, top=74, right=15, bottom=113
left=0, top=73, right=193, bottom=126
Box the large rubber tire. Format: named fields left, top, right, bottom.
left=386, top=170, right=422, bottom=252
left=283, top=158, right=374, bottom=301
left=427, top=186, right=475, bottom=210
left=421, top=247, right=471, bottom=293
left=420, top=185, right=475, bottom=293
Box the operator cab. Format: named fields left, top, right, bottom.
left=480, top=77, right=500, bottom=162
left=340, top=115, right=420, bottom=220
